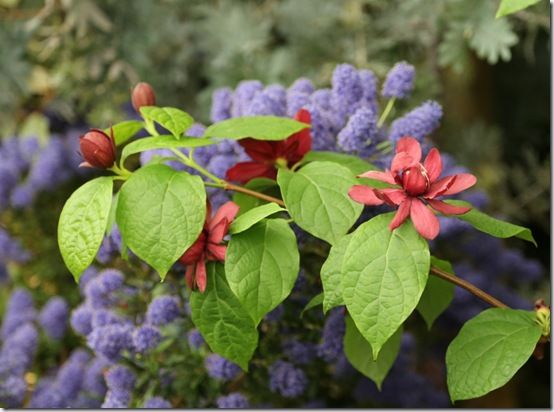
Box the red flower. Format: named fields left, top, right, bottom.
left=179, top=201, right=239, bottom=292
left=349, top=136, right=477, bottom=240
left=225, top=109, right=312, bottom=183
left=79, top=128, right=116, bottom=169
left=131, top=82, right=156, bottom=112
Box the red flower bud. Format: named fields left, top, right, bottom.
left=79, top=129, right=116, bottom=169
left=402, top=166, right=429, bottom=196
left=131, top=82, right=156, bottom=112
left=179, top=232, right=207, bottom=265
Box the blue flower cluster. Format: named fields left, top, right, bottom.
left=205, top=354, right=241, bottom=381
left=216, top=392, right=250, bottom=408
left=268, top=360, right=308, bottom=398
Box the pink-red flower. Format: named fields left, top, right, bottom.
left=349, top=136, right=477, bottom=240
left=225, top=109, right=312, bottom=183
left=79, top=128, right=116, bottom=169
left=179, top=201, right=239, bottom=292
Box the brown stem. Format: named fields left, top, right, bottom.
left=223, top=182, right=285, bottom=207
left=430, top=265, right=509, bottom=309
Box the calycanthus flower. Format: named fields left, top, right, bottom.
left=225, top=109, right=312, bottom=183
left=349, top=136, right=477, bottom=240
left=179, top=201, right=239, bottom=293
left=79, top=128, right=117, bottom=169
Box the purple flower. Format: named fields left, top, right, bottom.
left=10, top=183, right=36, bottom=208
left=282, top=339, right=316, bottom=365
left=79, top=265, right=99, bottom=295
left=264, top=84, right=287, bottom=110
left=388, top=101, right=443, bottom=143
left=216, top=393, right=250, bottom=408
left=317, top=308, right=345, bottom=362
left=207, top=154, right=236, bottom=179
left=187, top=329, right=205, bottom=349
left=96, top=226, right=123, bottom=265
left=82, top=357, right=110, bottom=396
left=102, top=389, right=131, bottom=408
left=358, top=69, right=378, bottom=113
left=142, top=396, right=172, bottom=408
left=382, top=61, right=415, bottom=99
left=92, top=309, right=128, bottom=329
left=39, top=297, right=69, bottom=340
left=286, top=91, right=311, bottom=117
left=105, top=365, right=136, bottom=393
left=331, top=64, right=363, bottom=118
left=0, top=229, right=31, bottom=263
left=186, top=123, right=206, bottom=138
left=70, top=304, right=94, bottom=336
left=27, top=137, right=70, bottom=189
left=244, top=89, right=286, bottom=116
left=264, top=304, right=285, bottom=322
left=0, top=375, right=27, bottom=407
left=310, top=88, right=332, bottom=111
left=1, top=289, right=37, bottom=339
left=337, top=107, right=378, bottom=152
left=84, top=269, right=124, bottom=308
left=231, top=80, right=264, bottom=117
left=1, top=323, right=39, bottom=371
left=205, top=354, right=241, bottom=381
left=146, top=295, right=181, bottom=326
left=268, top=360, right=308, bottom=398
left=289, top=77, right=315, bottom=95
left=133, top=324, right=162, bottom=353
left=303, top=104, right=338, bottom=151
left=211, top=88, right=234, bottom=123
left=87, top=324, right=133, bottom=361
left=28, top=383, right=64, bottom=408
left=55, top=356, right=86, bottom=399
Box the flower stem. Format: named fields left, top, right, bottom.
left=169, top=148, right=223, bottom=184
left=206, top=181, right=285, bottom=206
left=430, top=265, right=509, bottom=309
left=109, top=164, right=132, bottom=179
left=377, top=98, right=396, bottom=128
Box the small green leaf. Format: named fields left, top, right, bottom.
left=229, top=203, right=286, bottom=234
left=300, top=293, right=324, bottom=318
left=58, top=177, right=113, bottom=281
left=446, top=200, right=536, bottom=245
left=232, top=178, right=280, bottom=214
left=203, top=116, right=310, bottom=141
left=120, top=135, right=215, bottom=166
left=468, top=16, right=517, bottom=64
left=320, top=234, right=352, bottom=313
left=446, top=308, right=542, bottom=401
left=105, top=120, right=144, bottom=146
left=105, top=192, right=119, bottom=236
left=342, top=213, right=430, bottom=359
left=302, top=151, right=377, bottom=175
left=116, top=165, right=206, bottom=279
left=278, top=161, right=363, bottom=245
left=190, top=263, right=258, bottom=370
left=496, top=0, right=541, bottom=18
left=225, top=219, right=300, bottom=325
left=417, top=256, right=455, bottom=329
left=344, top=316, right=402, bottom=390
left=140, top=106, right=194, bottom=137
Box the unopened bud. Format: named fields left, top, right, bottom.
left=131, top=82, right=156, bottom=112
left=535, top=301, right=550, bottom=338
left=79, top=129, right=116, bottom=169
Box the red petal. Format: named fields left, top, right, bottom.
left=410, top=198, right=440, bottom=240
left=427, top=199, right=471, bottom=215
left=395, top=137, right=422, bottom=163
left=239, top=139, right=276, bottom=162
left=423, top=148, right=442, bottom=183
left=225, top=162, right=276, bottom=183
left=185, top=265, right=195, bottom=290
left=391, top=152, right=417, bottom=175
left=358, top=170, right=397, bottom=185
left=208, top=244, right=227, bottom=261
left=290, top=109, right=312, bottom=159
left=208, top=201, right=240, bottom=233
left=376, top=188, right=407, bottom=206
left=195, top=258, right=207, bottom=293
left=348, top=185, right=385, bottom=206
left=426, top=173, right=477, bottom=198
left=389, top=198, right=412, bottom=230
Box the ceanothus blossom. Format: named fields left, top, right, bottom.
left=349, top=137, right=477, bottom=240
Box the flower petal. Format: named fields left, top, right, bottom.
left=208, top=244, right=227, bottom=261
left=391, top=152, right=417, bottom=175
left=426, top=173, right=477, bottom=198
left=208, top=201, right=240, bottom=233
left=389, top=198, right=412, bottom=230
left=288, top=109, right=312, bottom=160
left=195, top=258, right=207, bottom=293
left=423, top=147, right=442, bottom=183
left=376, top=188, right=407, bottom=206
left=225, top=162, right=276, bottom=183
left=348, top=185, right=385, bottom=206
left=395, top=136, right=422, bottom=163
left=238, top=139, right=276, bottom=162
left=427, top=199, right=471, bottom=215
left=185, top=265, right=195, bottom=290
left=410, top=198, right=440, bottom=240
left=358, top=170, right=397, bottom=185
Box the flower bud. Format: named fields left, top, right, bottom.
left=79, top=129, right=116, bottom=169
left=402, top=166, right=429, bottom=196
left=131, top=82, right=156, bottom=112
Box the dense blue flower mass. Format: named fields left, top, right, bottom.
left=388, top=101, right=443, bottom=143
left=106, top=365, right=136, bottom=393
left=282, top=339, right=316, bottom=365
left=317, top=308, right=345, bottom=362
left=187, top=328, right=205, bottom=349
left=268, top=360, right=308, bottom=398
left=211, top=87, right=233, bottom=122
left=102, top=389, right=131, bottom=408
left=146, top=295, right=182, bottom=326
left=1, top=288, right=36, bottom=339
left=216, top=392, right=250, bottom=408
left=70, top=304, right=93, bottom=336
left=133, top=324, right=162, bottom=353
left=39, top=296, right=69, bottom=340
left=205, top=354, right=241, bottom=381
left=337, top=107, right=378, bottom=152
left=87, top=323, right=134, bottom=361
left=142, top=396, right=173, bottom=408
left=382, top=61, right=415, bottom=99
left=331, top=64, right=363, bottom=118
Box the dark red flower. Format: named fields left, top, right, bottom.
left=349, top=136, right=477, bottom=240
left=179, top=201, right=239, bottom=293
left=131, top=82, right=156, bottom=112
left=225, top=109, right=312, bottom=183
left=79, top=128, right=116, bottom=169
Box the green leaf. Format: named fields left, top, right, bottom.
left=140, top=106, right=194, bottom=137
left=225, top=219, right=300, bottom=325
left=277, top=161, right=363, bottom=245
left=232, top=178, right=279, bottom=214
left=190, top=263, right=258, bottom=370
left=468, top=16, right=518, bottom=64
left=342, top=213, right=430, bottom=359
left=300, top=292, right=324, bottom=318
left=446, top=308, right=542, bottom=401
left=58, top=177, right=113, bottom=281
left=203, top=116, right=310, bottom=141
left=228, top=203, right=287, bottom=234
left=496, top=0, right=541, bottom=18
left=116, top=165, right=206, bottom=279
left=302, top=151, right=377, bottom=175
left=105, top=192, right=119, bottom=236
left=105, top=120, right=144, bottom=146
left=120, top=135, right=215, bottom=166
left=417, top=256, right=455, bottom=329
left=446, top=200, right=536, bottom=245
left=438, top=22, right=471, bottom=73
left=320, top=234, right=352, bottom=313
left=344, top=315, right=402, bottom=390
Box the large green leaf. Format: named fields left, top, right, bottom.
left=446, top=308, right=542, bottom=401
left=228, top=203, right=287, bottom=234
left=446, top=200, right=536, bottom=245
left=232, top=178, right=280, bottom=214
left=58, top=177, right=113, bottom=281
left=203, top=116, right=309, bottom=141
left=225, top=219, right=299, bottom=325
left=277, top=161, right=363, bottom=245
left=342, top=213, right=430, bottom=359
left=121, top=135, right=215, bottom=166
left=116, top=165, right=206, bottom=279
left=496, top=0, right=541, bottom=18
left=320, top=234, right=352, bottom=313
left=190, top=263, right=258, bottom=370
left=302, top=151, right=377, bottom=175
left=139, top=106, right=194, bottom=137
left=417, top=256, right=455, bottom=329
left=344, top=315, right=402, bottom=390
left=104, top=120, right=144, bottom=146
